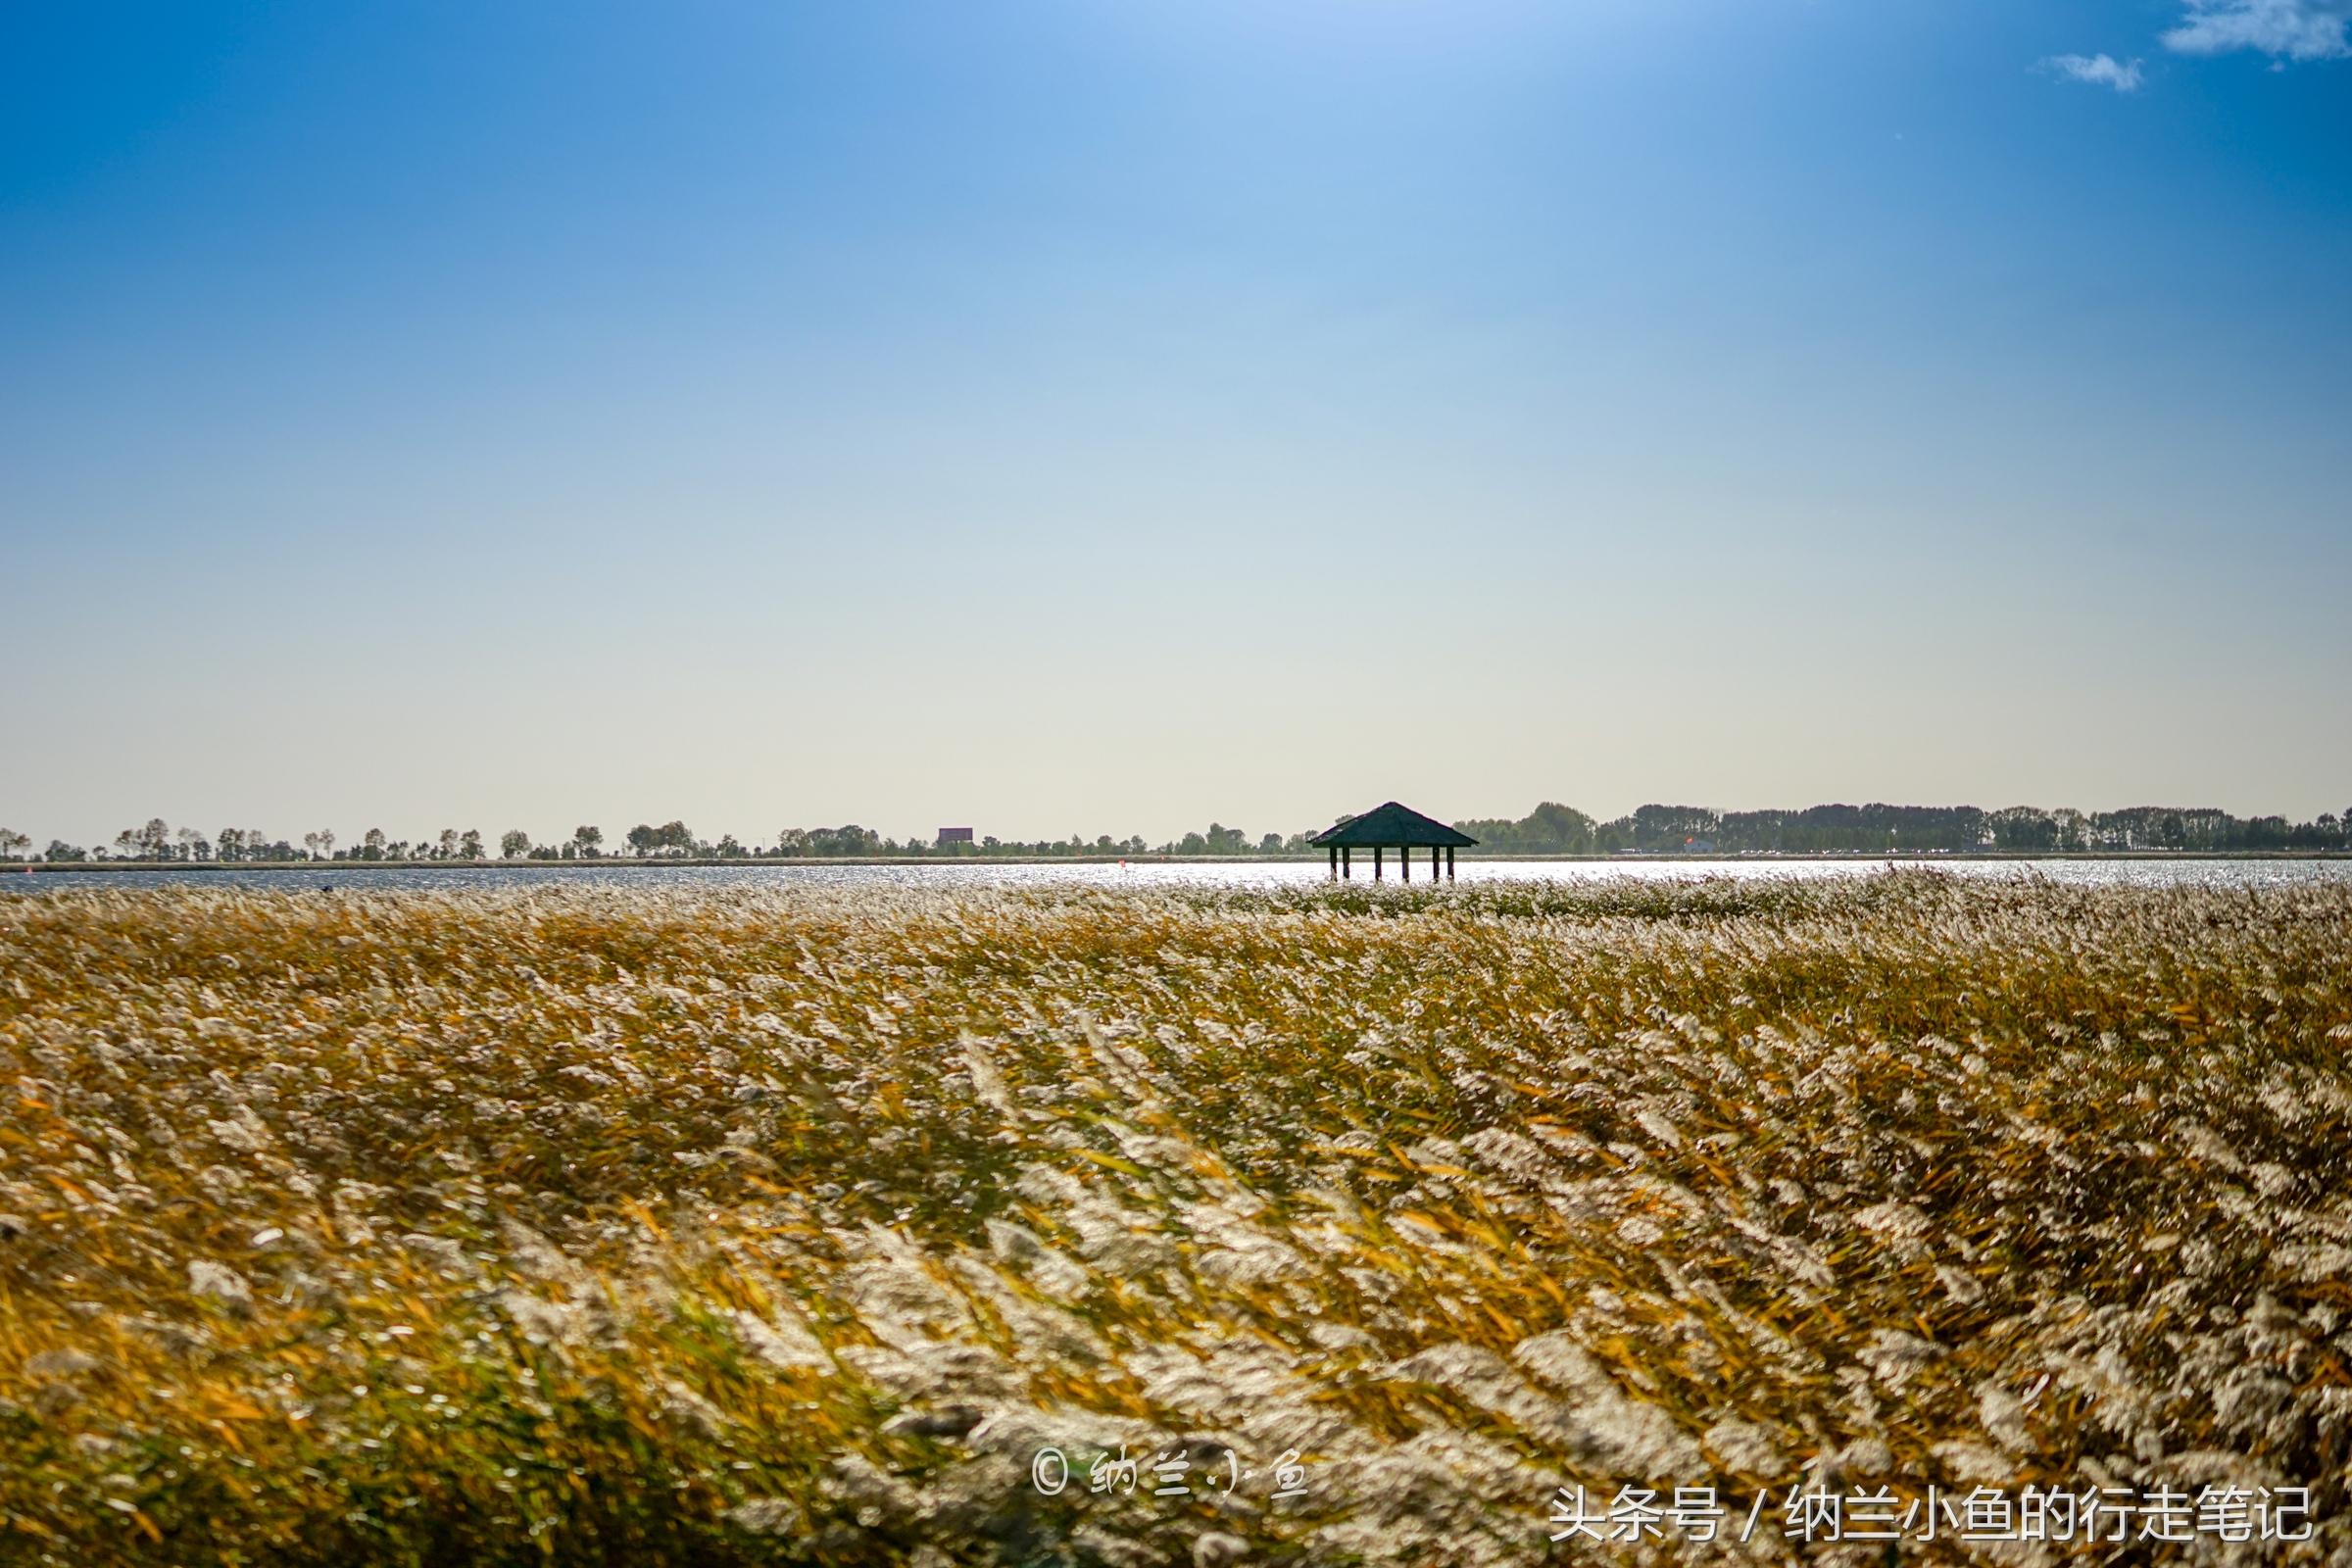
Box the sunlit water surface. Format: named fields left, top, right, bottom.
left=7, top=858, right=2348, bottom=894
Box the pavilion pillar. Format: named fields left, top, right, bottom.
left=1374, top=847, right=1383, bottom=880
left=1401, top=845, right=1410, bottom=882
left=1343, top=847, right=1351, bottom=879
left=1446, top=846, right=1455, bottom=880
left=1329, top=845, right=1338, bottom=880
left=1431, top=846, right=1439, bottom=879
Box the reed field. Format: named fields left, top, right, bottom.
left=2, top=874, right=2348, bottom=1566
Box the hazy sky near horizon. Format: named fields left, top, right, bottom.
left=4, top=1, right=2349, bottom=847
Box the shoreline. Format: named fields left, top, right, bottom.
left=10, top=848, right=2349, bottom=873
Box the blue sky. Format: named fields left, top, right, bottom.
left=3, top=1, right=2347, bottom=846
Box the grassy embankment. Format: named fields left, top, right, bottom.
left=2, top=875, right=2348, bottom=1565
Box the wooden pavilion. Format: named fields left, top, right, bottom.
left=1312, top=801, right=1477, bottom=881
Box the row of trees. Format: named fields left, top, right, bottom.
left=1454, top=802, right=2352, bottom=855
left=2, top=819, right=1186, bottom=863
left=7, top=803, right=2348, bottom=864
left=3, top=821, right=320, bottom=864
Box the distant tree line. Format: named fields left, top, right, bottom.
left=3, top=802, right=2346, bottom=865
left=1454, top=802, right=2352, bottom=855
left=1, top=818, right=1195, bottom=863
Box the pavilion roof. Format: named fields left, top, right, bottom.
left=1311, top=802, right=1478, bottom=849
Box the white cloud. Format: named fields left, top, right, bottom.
left=2040, top=53, right=2147, bottom=91
left=2161, top=0, right=2352, bottom=61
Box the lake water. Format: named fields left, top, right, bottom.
left=6, top=858, right=2348, bottom=894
